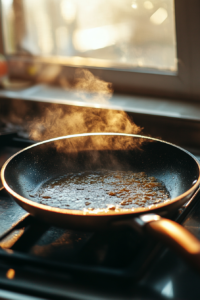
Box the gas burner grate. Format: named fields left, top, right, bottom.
left=0, top=209, right=162, bottom=282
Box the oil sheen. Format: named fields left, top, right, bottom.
left=29, top=170, right=170, bottom=211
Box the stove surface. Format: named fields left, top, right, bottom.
left=0, top=138, right=200, bottom=299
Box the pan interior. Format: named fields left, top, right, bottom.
left=4, top=135, right=199, bottom=212
left=33, top=169, right=170, bottom=210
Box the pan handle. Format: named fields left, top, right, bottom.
left=134, top=213, right=200, bottom=271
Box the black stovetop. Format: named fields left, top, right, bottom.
left=0, top=136, right=200, bottom=300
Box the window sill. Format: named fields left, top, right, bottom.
left=0, top=83, right=200, bottom=121
left=0, top=84, right=200, bottom=150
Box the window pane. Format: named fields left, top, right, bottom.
left=2, top=0, right=177, bottom=72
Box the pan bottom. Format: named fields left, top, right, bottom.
left=27, top=170, right=170, bottom=212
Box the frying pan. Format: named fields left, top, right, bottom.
left=1, top=133, right=200, bottom=270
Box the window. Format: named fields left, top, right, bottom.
left=0, top=0, right=200, bottom=99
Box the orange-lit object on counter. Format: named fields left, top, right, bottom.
left=0, top=55, right=8, bottom=78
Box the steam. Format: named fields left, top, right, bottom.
left=73, top=68, right=113, bottom=103
left=30, top=106, right=142, bottom=140
left=0, top=68, right=144, bottom=151
left=29, top=68, right=143, bottom=151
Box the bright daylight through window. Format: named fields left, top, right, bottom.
left=2, top=0, right=177, bottom=73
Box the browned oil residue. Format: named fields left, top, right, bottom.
left=29, top=170, right=170, bottom=211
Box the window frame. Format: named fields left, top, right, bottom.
left=0, top=0, right=199, bottom=100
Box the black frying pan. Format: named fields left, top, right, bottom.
left=1, top=133, right=200, bottom=270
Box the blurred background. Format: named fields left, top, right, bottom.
left=1, top=0, right=176, bottom=72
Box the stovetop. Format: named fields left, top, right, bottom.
left=0, top=135, right=200, bottom=300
